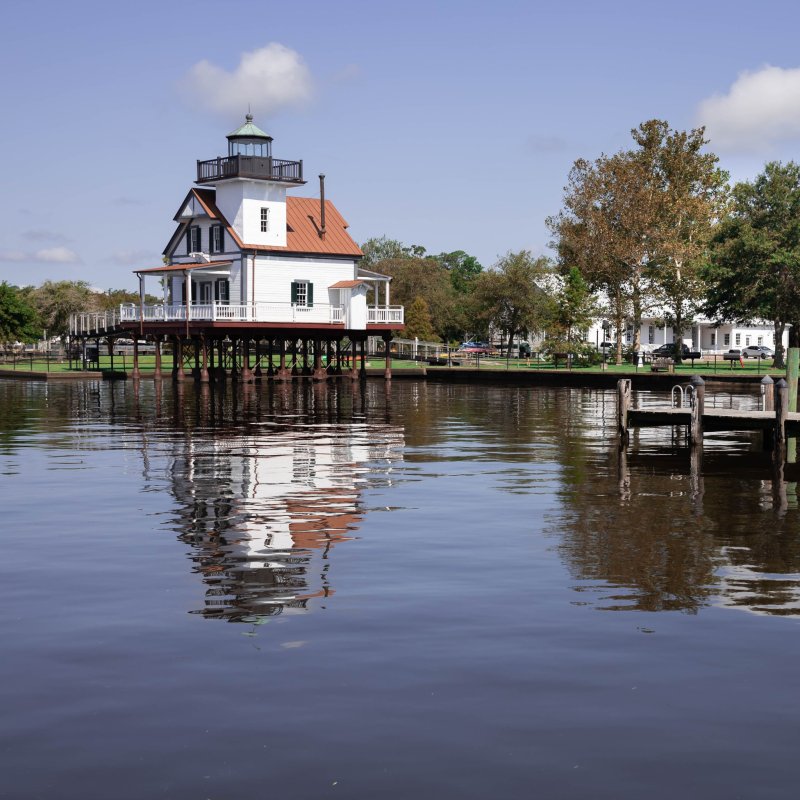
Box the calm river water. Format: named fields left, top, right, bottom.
left=1, top=378, right=799, bottom=799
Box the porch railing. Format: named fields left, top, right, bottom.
left=70, top=302, right=403, bottom=335
left=69, top=310, right=121, bottom=336
left=367, top=306, right=405, bottom=325
left=119, top=302, right=345, bottom=325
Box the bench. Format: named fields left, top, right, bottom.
left=651, top=357, right=674, bottom=373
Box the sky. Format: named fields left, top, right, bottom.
left=2, top=0, right=800, bottom=289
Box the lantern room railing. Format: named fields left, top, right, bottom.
left=196, top=155, right=304, bottom=184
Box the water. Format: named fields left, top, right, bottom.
left=1, top=378, right=799, bottom=799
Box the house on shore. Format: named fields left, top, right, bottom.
left=585, top=316, right=788, bottom=354
left=71, top=115, right=404, bottom=380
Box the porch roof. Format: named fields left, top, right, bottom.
left=330, top=279, right=368, bottom=289
left=135, top=260, right=233, bottom=275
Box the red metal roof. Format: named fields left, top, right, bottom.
left=329, top=279, right=368, bottom=289
left=188, top=189, right=362, bottom=258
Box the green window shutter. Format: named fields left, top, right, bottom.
left=214, top=280, right=219, bottom=302
left=218, top=226, right=224, bottom=253
left=307, top=282, right=314, bottom=307
left=290, top=281, right=298, bottom=304
left=186, top=228, right=192, bottom=255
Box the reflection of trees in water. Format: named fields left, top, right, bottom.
left=555, top=440, right=800, bottom=616
left=156, top=381, right=403, bottom=623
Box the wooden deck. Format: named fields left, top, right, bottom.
left=629, top=407, right=800, bottom=434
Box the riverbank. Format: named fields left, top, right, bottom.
left=0, top=364, right=772, bottom=390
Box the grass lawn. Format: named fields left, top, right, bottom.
left=0, top=353, right=785, bottom=377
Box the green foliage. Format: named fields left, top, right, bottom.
left=545, top=267, right=597, bottom=354
left=0, top=282, right=39, bottom=344
left=470, top=251, right=553, bottom=352
left=361, top=236, right=480, bottom=341
left=433, top=250, right=483, bottom=293
left=403, top=295, right=439, bottom=341
left=28, top=280, right=97, bottom=339
left=361, top=236, right=427, bottom=269
left=706, top=160, right=800, bottom=367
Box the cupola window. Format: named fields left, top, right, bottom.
left=260, top=207, right=270, bottom=233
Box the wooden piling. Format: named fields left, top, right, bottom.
left=775, top=378, right=789, bottom=453
left=617, top=378, right=631, bottom=443
left=761, top=375, right=774, bottom=411
left=689, top=375, right=705, bottom=446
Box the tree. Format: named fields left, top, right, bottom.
left=403, top=296, right=439, bottom=341
left=544, top=267, right=597, bottom=356
left=548, top=120, right=727, bottom=364
left=361, top=236, right=427, bottom=269
left=28, top=280, right=98, bottom=340
left=470, top=251, right=552, bottom=354
left=547, top=150, right=659, bottom=364
left=433, top=250, right=483, bottom=294
left=632, top=121, right=728, bottom=363
left=0, top=282, right=39, bottom=345
left=706, top=161, right=800, bottom=368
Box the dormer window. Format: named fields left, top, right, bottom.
left=186, top=225, right=201, bottom=254
left=260, top=207, right=270, bottom=233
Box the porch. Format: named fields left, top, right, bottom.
left=118, top=302, right=404, bottom=326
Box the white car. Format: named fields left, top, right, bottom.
left=742, top=345, right=774, bottom=359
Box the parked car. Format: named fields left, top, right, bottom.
left=741, top=345, right=774, bottom=359
left=457, top=341, right=495, bottom=355
left=652, top=343, right=690, bottom=357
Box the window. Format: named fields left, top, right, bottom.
left=215, top=279, right=230, bottom=304
left=199, top=282, right=212, bottom=304
left=710, top=333, right=716, bottom=346
left=291, top=280, right=313, bottom=307
left=758, top=336, right=763, bottom=346
left=735, top=333, right=741, bottom=346
left=186, top=225, right=201, bottom=254
left=724, top=333, right=730, bottom=346
left=745, top=335, right=751, bottom=346
left=210, top=224, right=224, bottom=254
left=260, top=207, right=270, bottom=233
left=648, top=325, right=655, bottom=344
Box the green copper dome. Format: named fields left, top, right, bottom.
left=227, top=114, right=272, bottom=142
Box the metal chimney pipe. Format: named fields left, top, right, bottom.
left=319, top=173, right=326, bottom=238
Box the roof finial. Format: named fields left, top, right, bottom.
left=246, top=104, right=252, bottom=124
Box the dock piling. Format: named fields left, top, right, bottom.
left=689, top=375, right=705, bottom=446
left=617, top=378, right=631, bottom=444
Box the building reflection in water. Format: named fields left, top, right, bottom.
left=156, top=382, right=403, bottom=622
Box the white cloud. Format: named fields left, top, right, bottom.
left=181, top=43, right=313, bottom=118
left=0, top=247, right=80, bottom=264
left=697, top=65, right=800, bottom=152
left=35, top=247, right=80, bottom=263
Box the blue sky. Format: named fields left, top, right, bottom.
left=2, top=0, right=800, bottom=288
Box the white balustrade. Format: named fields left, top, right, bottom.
left=72, top=301, right=403, bottom=333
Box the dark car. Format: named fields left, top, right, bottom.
left=652, top=343, right=690, bottom=357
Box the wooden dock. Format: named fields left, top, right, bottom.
left=617, top=376, right=798, bottom=456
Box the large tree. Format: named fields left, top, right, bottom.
left=470, top=251, right=552, bottom=353
left=548, top=120, right=726, bottom=363
left=633, top=121, right=728, bottom=362
left=547, top=149, right=659, bottom=364
left=706, top=161, right=800, bottom=368
left=27, top=280, right=98, bottom=340
left=0, top=282, right=39, bottom=345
